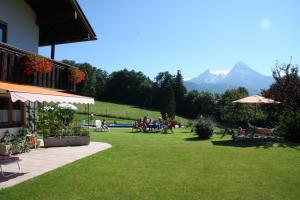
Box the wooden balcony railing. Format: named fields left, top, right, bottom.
left=0, top=42, right=74, bottom=91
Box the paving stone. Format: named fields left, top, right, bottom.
left=0, top=142, right=112, bottom=188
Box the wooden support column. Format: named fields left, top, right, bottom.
left=8, top=100, right=12, bottom=125
left=51, top=44, right=55, bottom=60
left=52, top=66, right=56, bottom=88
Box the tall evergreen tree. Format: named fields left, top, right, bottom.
left=155, top=72, right=176, bottom=119
left=173, top=70, right=187, bottom=115
left=95, top=69, right=108, bottom=100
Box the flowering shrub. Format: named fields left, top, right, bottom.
left=38, top=103, right=87, bottom=137
left=68, top=68, right=86, bottom=85
left=57, top=103, right=77, bottom=126
left=22, top=54, right=53, bottom=75
left=58, top=103, right=77, bottom=110
left=38, top=104, right=64, bottom=137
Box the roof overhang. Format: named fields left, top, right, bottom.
left=0, top=82, right=94, bottom=104
left=24, top=0, right=97, bottom=46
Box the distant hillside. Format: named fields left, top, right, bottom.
left=185, top=62, right=274, bottom=94
left=76, top=100, right=188, bottom=123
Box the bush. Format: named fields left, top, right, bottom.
left=194, top=116, right=214, bottom=139
left=278, top=109, right=300, bottom=142
left=71, top=127, right=90, bottom=136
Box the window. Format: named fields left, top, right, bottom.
left=0, top=96, right=24, bottom=128
left=0, top=98, right=9, bottom=124
left=0, top=21, right=7, bottom=43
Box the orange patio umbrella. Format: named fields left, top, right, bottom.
left=232, top=95, right=280, bottom=104
left=232, top=95, right=280, bottom=124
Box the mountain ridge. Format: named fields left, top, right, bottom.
left=185, top=62, right=274, bottom=94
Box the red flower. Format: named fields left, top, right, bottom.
left=22, top=54, right=53, bottom=75
left=30, top=135, right=36, bottom=145
left=68, top=68, right=86, bottom=84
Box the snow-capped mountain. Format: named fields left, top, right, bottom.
left=190, top=69, right=226, bottom=84
left=185, top=62, right=274, bottom=94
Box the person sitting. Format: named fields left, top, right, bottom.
left=101, top=119, right=110, bottom=132
left=142, top=116, right=148, bottom=132
left=162, top=119, right=173, bottom=133
left=237, top=127, right=245, bottom=136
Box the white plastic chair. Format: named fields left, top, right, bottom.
left=81, top=120, right=86, bottom=127
left=95, top=120, right=102, bottom=132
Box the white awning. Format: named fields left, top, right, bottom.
left=0, top=82, right=94, bottom=104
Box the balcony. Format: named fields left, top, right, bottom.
left=0, top=42, right=74, bottom=91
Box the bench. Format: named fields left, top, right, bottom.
left=0, top=156, right=21, bottom=178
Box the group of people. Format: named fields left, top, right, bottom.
left=133, top=113, right=176, bottom=133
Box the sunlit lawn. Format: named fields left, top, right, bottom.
left=1, top=129, right=300, bottom=200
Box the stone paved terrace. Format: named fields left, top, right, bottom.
left=0, top=142, right=112, bottom=189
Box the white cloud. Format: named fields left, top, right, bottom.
left=260, top=18, right=271, bottom=31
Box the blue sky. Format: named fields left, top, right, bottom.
left=39, top=0, right=300, bottom=80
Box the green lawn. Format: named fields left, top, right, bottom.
left=1, top=129, right=300, bottom=200
left=74, top=113, right=133, bottom=124
left=77, top=100, right=189, bottom=124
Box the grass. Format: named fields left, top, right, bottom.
left=76, top=100, right=189, bottom=124
left=74, top=113, right=133, bottom=124
left=1, top=129, right=300, bottom=199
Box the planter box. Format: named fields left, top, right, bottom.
left=43, top=136, right=90, bottom=147
left=0, top=144, right=11, bottom=156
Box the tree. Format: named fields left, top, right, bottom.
left=62, top=60, right=97, bottom=97
left=262, top=60, right=300, bottom=141
left=220, top=87, right=252, bottom=126
left=173, top=70, right=187, bottom=115
left=155, top=72, right=176, bottom=119
left=262, top=60, right=300, bottom=112
left=95, top=69, right=108, bottom=100
left=182, top=91, right=215, bottom=119
left=104, top=69, right=154, bottom=107
left=78, top=63, right=97, bottom=97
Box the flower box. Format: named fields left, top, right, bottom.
left=43, top=136, right=90, bottom=147
left=0, top=144, right=11, bottom=156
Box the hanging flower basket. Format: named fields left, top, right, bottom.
left=22, top=54, right=53, bottom=75
left=68, top=68, right=86, bottom=85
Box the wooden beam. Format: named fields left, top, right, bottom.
left=36, top=13, right=74, bottom=25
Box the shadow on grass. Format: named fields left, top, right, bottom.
left=184, top=137, right=209, bottom=141
left=211, top=140, right=300, bottom=149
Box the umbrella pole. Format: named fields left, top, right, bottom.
left=253, top=104, right=257, bottom=135
left=87, top=104, right=90, bottom=129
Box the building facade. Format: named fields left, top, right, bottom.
left=0, top=0, right=96, bottom=136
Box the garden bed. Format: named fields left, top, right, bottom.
left=43, top=136, right=90, bottom=147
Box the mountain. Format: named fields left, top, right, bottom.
left=190, top=69, right=226, bottom=84
left=185, top=62, right=274, bottom=94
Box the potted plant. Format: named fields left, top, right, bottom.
left=0, top=130, right=31, bottom=155
left=68, top=68, right=85, bottom=85
left=22, top=54, right=53, bottom=75
left=0, top=131, right=11, bottom=155
left=38, top=103, right=90, bottom=147
left=43, top=127, right=90, bottom=147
